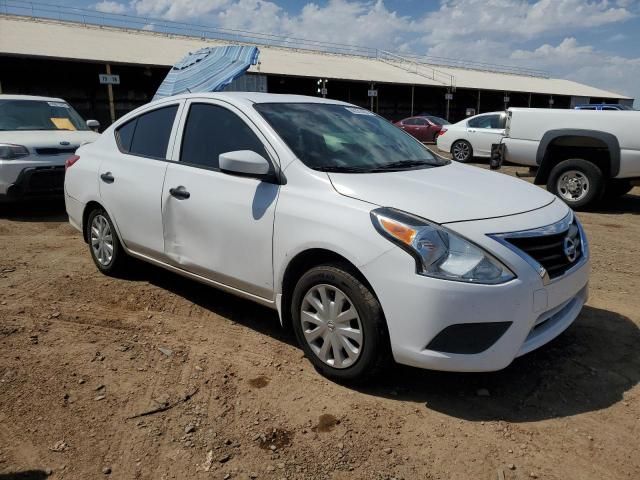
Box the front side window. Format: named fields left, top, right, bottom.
left=180, top=103, right=268, bottom=169
left=254, top=103, right=446, bottom=173
left=0, top=99, right=89, bottom=131
left=116, top=105, right=178, bottom=159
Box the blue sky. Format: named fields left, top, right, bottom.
left=59, top=0, right=640, bottom=104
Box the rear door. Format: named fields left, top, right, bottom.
left=161, top=99, right=280, bottom=299
left=467, top=113, right=506, bottom=156
left=99, top=102, right=183, bottom=258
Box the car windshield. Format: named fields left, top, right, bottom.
left=426, top=116, right=449, bottom=125
left=0, top=99, right=89, bottom=131
left=254, top=103, right=447, bottom=173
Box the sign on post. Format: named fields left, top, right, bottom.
left=444, top=93, right=453, bottom=100
left=99, top=74, right=120, bottom=85
left=368, top=89, right=378, bottom=97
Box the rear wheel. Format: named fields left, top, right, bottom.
left=451, top=140, right=473, bottom=163
left=547, top=158, right=604, bottom=210
left=86, top=207, right=127, bottom=275
left=291, top=264, right=389, bottom=382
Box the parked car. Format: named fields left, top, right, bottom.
left=574, top=104, right=636, bottom=111
left=394, top=115, right=449, bottom=143
left=492, top=107, right=640, bottom=209
left=65, top=93, right=589, bottom=381
left=436, top=111, right=506, bottom=162
left=0, top=94, right=100, bottom=202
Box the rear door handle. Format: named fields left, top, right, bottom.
left=100, top=172, right=114, bottom=183
left=169, top=186, right=190, bottom=200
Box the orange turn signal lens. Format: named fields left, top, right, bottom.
left=379, top=217, right=416, bottom=245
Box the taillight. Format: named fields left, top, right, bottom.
left=438, top=128, right=447, bottom=136
left=65, top=155, right=80, bottom=170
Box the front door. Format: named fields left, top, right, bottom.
left=161, top=100, right=279, bottom=299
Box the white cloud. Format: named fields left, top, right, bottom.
left=94, top=0, right=127, bottom=14
left=510, top=37, right=640, bottom=101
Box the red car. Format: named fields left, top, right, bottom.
left=394, top=115, right=450, bottom=143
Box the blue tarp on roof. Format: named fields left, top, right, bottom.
left=153, top=45, right=260, bottom=100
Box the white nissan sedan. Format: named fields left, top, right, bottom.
left=65, top=93, right=589, bottom=381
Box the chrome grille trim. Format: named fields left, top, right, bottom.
left=488, top=211, right=589, bottom=286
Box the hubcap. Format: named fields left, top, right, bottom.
left=557, top=170, right=590, bottom=202
left=453, top=142, right=470, bottom=161
left=300, top=284, right=363, bottom=369
left=90, top=214, right=114, bottom=266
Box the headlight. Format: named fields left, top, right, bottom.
left=0, top=144, right=29, bottom=160
left=371, top=207, right=515, bottom=284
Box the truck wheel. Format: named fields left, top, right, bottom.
left=547, top=159, right=604, bottom=210
left=451, top=140, right=473, bottom=163
left=604, top=179, right=634, bottom=199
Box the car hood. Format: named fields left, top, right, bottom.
left=0, top=130, right=100, bottom=150
left=328, top=162, right=556, bottom=224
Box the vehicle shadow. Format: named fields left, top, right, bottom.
left=116, top=259, right=296, bottom=348
left=115, top=259, right=638, bottom=422
left=0, top=200, right=67, bottom=223
left=0, top=471, right=50, bottom=480
left=591, top=191, right=640, bottom=215
left=355, top=305, right=639, bottom=422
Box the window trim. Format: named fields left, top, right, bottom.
left=114, top=103, right=181, bottom=161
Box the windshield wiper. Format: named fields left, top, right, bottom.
left=314, top=165, right=375, bottom=173
left=369, top=159, right=436, bottom=171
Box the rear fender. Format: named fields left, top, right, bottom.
left=534, top=129, right=620, bottom=184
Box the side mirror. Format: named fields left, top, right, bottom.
left=219, top=150, right=270, bottom=177
left=86, top=119, right=100, bottom=131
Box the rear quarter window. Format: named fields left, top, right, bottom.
left=115, top=105, right=178, bottom=159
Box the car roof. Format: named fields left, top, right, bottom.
left=0, top=94, right=66, bottom=102
left=156, top=91, right=353, bottom=106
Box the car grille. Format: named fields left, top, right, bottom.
left=35, top=147, right=77, bottom=155
left=503, top=220, right=582, bottom=279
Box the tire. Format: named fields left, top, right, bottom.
left=604, top=179, right=634, bottom=199
left=451, top=140, right=473, bottom=163
left=86, top=207, right=127, bottom=275
left=546, top=158, right=604, bottom=210
left=291, top=264, right=389, bottom=382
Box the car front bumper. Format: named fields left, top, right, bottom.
left=360, top=200, right=589, bottom=372
left=1, top=156, right=67, bottom=201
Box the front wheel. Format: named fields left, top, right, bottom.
left=451, top=140, right=473, bottom=163
left=291, top=265, right=389, bottom=382
left=547, top=158, right=604, bottom=210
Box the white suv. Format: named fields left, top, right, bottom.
left=65, top=93, right=590, bottom=381
left=0, top=95, right=99, bottom=202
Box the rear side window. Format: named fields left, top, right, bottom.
left=115, top=105, right=178, bottom=159
left=180, top=103, right=268, bottom=170
left=468, top=114, right=502, bottom=129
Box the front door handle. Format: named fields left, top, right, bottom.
left=100, top=172, right=114, bottom=183
left=169, top=186, right=190, bottom=200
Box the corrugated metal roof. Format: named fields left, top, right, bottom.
left=0, top=15, right=630, bottom=100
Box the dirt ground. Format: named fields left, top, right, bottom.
left=0, top=159, right=639, bottom=480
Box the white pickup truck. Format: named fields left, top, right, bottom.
left=492, top=107, right=640, bottom=209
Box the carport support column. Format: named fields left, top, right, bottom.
left=411, top=85, right=414, bottom=116
left=106, top=63, right=116, bottom=125
left=477, top=89, right=481, bottom=114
